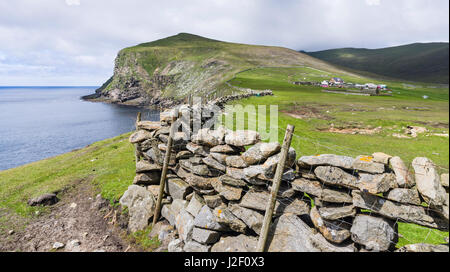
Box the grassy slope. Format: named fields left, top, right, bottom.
left=224, top=66, right=449, bottom=247
left=102, top=33, right=362, bottom=99
left=1, top=129, right=447, bottom=248
left=0, top=133, right=135, bottom=219
left=1, top=36, right=448, bottom=249
left=227, top=66, right=449, bottom=168
left=306, top=43, right=449, bottom=84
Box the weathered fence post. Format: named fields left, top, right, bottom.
left=134, top=112, right=142, bottom=162
left=152, top=108, right=179, bottom=227
left=188, top=94, right=192, bottom=107
left=256, top=124, right=295, bottom=252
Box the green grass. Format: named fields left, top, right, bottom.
left=397, top=222, right=448, bottom=248
left=1, top=64, right=448, bottom=249
left=128, top=226, right=161, bottom=251
left=101, top=33, right=363, bottom=100
left=0, top=133, right=136, bottom=218
left=223, top=66, right=449, bottom=247
left=226, top=67, right=449, bottom=170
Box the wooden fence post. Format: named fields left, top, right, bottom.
left=152, top=109, right=179, bottom=227
left=256, top=124, right=295, bottom=252
left=134, top=112, right=142, bottom=162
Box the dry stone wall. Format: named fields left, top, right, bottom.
left=121, top=104, right=449, bottom=252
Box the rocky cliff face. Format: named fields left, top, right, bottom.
left=85, top=50, right=180, bottom=108
left=84, top=49, right=236, bottom=108
left=82, top=33, right=351, bottom=109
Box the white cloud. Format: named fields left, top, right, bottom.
left=0, top=63, right=54, bottom=73
left=0, top=0, right=448, bottom=85
left=366, top=0, right=381, bottom=6
left=65, top=0, right=81, bottom=6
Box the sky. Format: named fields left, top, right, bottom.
left=0, top=0, right=448, bottom=86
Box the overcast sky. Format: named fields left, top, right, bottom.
left=0, top=0, right=448, bottom=86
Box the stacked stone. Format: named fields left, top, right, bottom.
left=154, top=106, right=311, bottom=252
left=209, top=90, right=273, bottom=109
left=295, top=153, right=449, bottom=252
left=121, top=104, right=449, bottom=252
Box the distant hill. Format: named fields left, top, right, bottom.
left=305, top=43, right=449, bottom=84
left=84, top=33, right=357, bottom=107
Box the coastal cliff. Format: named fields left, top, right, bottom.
left=83, top=33, right=351, bottom=108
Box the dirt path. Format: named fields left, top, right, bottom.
left=0, top=179, right=139, bottom=252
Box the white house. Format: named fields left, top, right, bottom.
left=365, top=83, right=377, bottom=89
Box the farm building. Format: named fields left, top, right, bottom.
left=330, top=77, right=344, bottom=84
left=320, top=80, right=329, bottom=87
left=365, top=83, right=378, bottom=89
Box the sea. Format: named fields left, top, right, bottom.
left=0, top=86, right=159, bottom=170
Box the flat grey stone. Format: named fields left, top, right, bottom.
left=350, top=214, right=396, bottom=252
left=211, top=179, right=243, bottom=201
left=185, top=193, right=205, bottom=217
left=396, top=243, right=449, bottom=252
left=225, top=156, right=248, bottom=168
left=119, top=185, right=156, bottom=232
left=298, top=154, right=355, bottom=169
left=168, top=239, right=184, bottom=252
left=390, top=156, right=415, bottom=188
left=229, top=204, right=264, bottom=235
left=211, top=235, right=258, bottom=252
left=318, top=205, right=356, bottom=220
left=352, top=155, right=385, bottom=174
left=314, top=166, right=359, bottom=189
left=202, top=155, right=226, bottom=172
left=310, top=206, right=351, bottom=244
left=267, top=214, right=354, bottom=252
left=241, top=142, right=280, bottom=165
left=357, top=173, right=396, bottom=194
left=385, top=188, right=421, bottom=205
left=204, top=195, right=223, bottom=209
left=175, top=209, right=195, bottom=242
left=194, top=205, right=228, bottom=231
left=352, top=190, right=448, bottom=230
left=133, top=172, right=161, bottom=186
left=192, top=227, right=221, bottom=244
left=225, top=130, right=260, bottom=147
left=166, top=178, right=192, bottom=200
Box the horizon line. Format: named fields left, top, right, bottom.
left=0, top=85, right=100, bottom=88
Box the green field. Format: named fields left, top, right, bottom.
left=0, top=133, right=135, bottom=221
left=0, top=37, right=449, bottom=250
left=224, top=66, right=449, bottom=247
left=226, top=67, right=449, bottom=170
left=0, top=131, right=447, bottom=248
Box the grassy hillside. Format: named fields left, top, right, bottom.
left=227, top=67, right=449, bottom=168
left=95, top=33, right=360, bottom=104
left=306, top=43, right=449, bottom=84
left=2, top=35, right=449, bottom=250
left=1, top=82, right=448, bottom=247
left=0, top=133, right=135, bottom=219
left=223, top=66, right=449, bottom=247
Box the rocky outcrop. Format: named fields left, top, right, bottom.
left=82, top=40, right=273, bottom=110
left=27, top=193, right=58, bottom=206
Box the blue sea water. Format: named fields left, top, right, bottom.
left=0, top=87, right=158, bottom=170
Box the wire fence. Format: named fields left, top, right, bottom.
left=135, top=105, right=449, bottom=251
